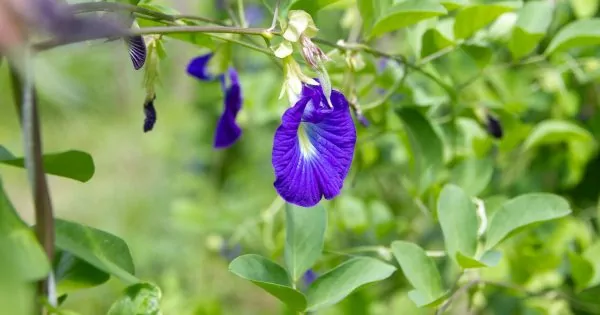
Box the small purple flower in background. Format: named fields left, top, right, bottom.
left=187, top=53, right=243, bottom=148
left=244, top=5, right=264, bottom=27
left=303, top=269, right=317, bottom=287
left=219, top=240, right=242, bottom=262
left=357, top=114, right=370, bottom=127
left=272, top=82, right=357, bottom=207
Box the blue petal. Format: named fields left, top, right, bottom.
left=272, top=85, right=356, bottom=207
left=186, top=53, right=214, bottom=81
left=214, top=68, right=243, bottom=148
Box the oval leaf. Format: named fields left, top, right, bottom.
left=545, top=19, right=600, bottom=55
left=437, top=184, right=478, bottom=264
left=454, top=3, right=518, bottom=40
left=229, top=254, right=307, bottom=311
left=306, top=257, right=396, bottom=311
left=54, top=250, right=110, bottom=295
left=54, top=219, right=138, bottom=284
left=485, top=194, right=572, bottom=250
left=508, top=1, right=554, bottom=59
left=450, top=157, right=494, bottom=196
left=285, top=204, right=327, bottom=282
left=523, top=120, right=595, bottom=150
left=108, top=282, right=162, bottom=315
left=0, top=146, right=94, bottom=182
left=370, top=0, right=447, bottom=38
left=391, top=241, right=446, bottom=306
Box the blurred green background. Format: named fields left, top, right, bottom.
left=4, top=0, right=600, bottom=314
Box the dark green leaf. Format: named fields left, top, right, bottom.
left=370, top=0, right=447, bottom=38
left=229, top=254, right=307, bottom=311
left=508, top=1, right=554, bottom=59
left=421, top=19, right=455, bottom=58
left=107, top=282, right=162, bottom=315
left=54, top=250, right=110, bottom=295
left=306, top=257, right=396, bottom=311
left=462, top=43, right=493, bottom=69
left=391, top=241, right=446, bottom=307
left=454, top=3, right=518, bottom=40
left=545, top=19, right=600, bottom=54
left=437, top=184, right=478, bottom=265
left=0, top=146, right=94, bottom=182
left=285, top=204, right=326, bottom=282
left=485, top=194, right=572, bottom=250
left=54, top=219, right=138, bottom=284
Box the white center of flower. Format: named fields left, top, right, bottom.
left=298, top=124, right=316, bottom=158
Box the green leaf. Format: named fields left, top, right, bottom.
left=54, top=219, right=138, bottom=284
left=450, top=157, right=494, bottom=196
left=289, top=0, right=344, bottom=15
left=54, top=250, right=110, bottom=295
left=441, top=0, right=467, bottom=10
left=306, top=257, right=396, bottom=311
left=0, top=179, right=50, bottom=281
left=485, top=194, right=572, bottom=250
left=569, top=242, right=600, bottom=291
left=0, top=146, right=94, bottom=182
left=508, top=1, right=554, bottom=59
left=107, top=282, right=162, bottom=315
left=456, top=250, right=502, bottom=268
left=570, top=0, right=599, bottom=19
left=370, top=0, right=447, bottom=38
left=523, top=120, right=595, bottom=150
left=454, top=3, right=518, bottom=40
left=462, top=43, right=493, bottom=69
left=421, top=19, right=455, bottom=58
left=229, top=255, right=307, bottom=311
left=545, top=19, right=600, bottom=55
left=437, top=184, right=478, bottom=264
left=358, top=0, right=376, bottom=33
left=284, top=203, right=326, bottom=282
left=396, top=108, right=445, bottom=188
left=391, top=241, right=446, bottom=307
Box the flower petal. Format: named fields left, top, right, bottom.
left=186, top=53, right=214, bottom=81
left=126, top=35, right=146, bottom=70
left=214, top=68, right=243, bottom=148
left=272, top=88, right=356, bottom=207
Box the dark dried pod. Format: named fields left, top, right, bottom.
left=485, top=114, right=503, bottom=139
left=143, top=95, right=157, bottom=133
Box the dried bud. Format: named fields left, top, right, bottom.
left=299, top=35, right=329, bottom=70
left=143, top=94, right=157, bottom=133
left=485, top=114, right=503, bottom=139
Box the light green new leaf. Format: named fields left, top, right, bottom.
left=306, top=257, right=396, bottom=311
left=454, top=2, right=519, bottom=40
left=545, top=19, right=600, bottom=55
left=391, top=241, right=446, bottom=307
left=441, top=0, right=467, bottom=10
left=456, top=250, right=502, bottom=268
left=508, top=1, right=554, bottom=59
left=0, top=179, right=49, bottom=281
left=437, top=184, right=478, bottom=264
left=54, top=250, right=110, bottom=295
left=284, top=204, right=326, bottom=282
left=54, top=219, right=138, bottom=284
left=229, top=255, right=307, bottom=311
left=485, top=194, right=572, bottom=250
left=570, top=0, right=599, bottom=19
left=450, top=157, right=494, bottom=196
left=523, top=120, right=595, bottom=150
left=107, top=282, right=162, bottom=315
left=0, top=146, right=94, bottom=182
left=370, top=0, right=447, bottom=38
left=289, top=0, right=344, bottom=15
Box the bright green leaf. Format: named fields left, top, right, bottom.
left=0, top=179, right=49, bottom=281
left=357, top=0, right=376, bottom=33
left=523, top=120, right=595, bottom=150
left=284, top=203, right=326, bottom=282
left=54, top=250, right=110, bottom=295
left=485, top=194, right=572, bottom=250
left=454, top=3, right=518, bottom=40
left=441, top=0, right=467, bottom=10
left=569, top=242, right=600, bottom=291
left=508, top=1, right=554, bottom=59
left=391, top=241, right=446, bottom=307
left=450, top=157, right=494, bottom=196
left=545, top=19, right=600, bottom=55
left=229, top=255, right=307, bottom=311
left=570, top=0, right=599, bottom=19
left=289, top=0, right=344, bottom=15
left=462, top=43, right=493, bottom=69
left=0, top=146, right=94, bottom=182
left=456, top=250, right=502, bottom=268
left=54, top=219, right=138, bottom=284
left=421, top=19, right=455, bottom=58
left=437, top=184, right=478, bottom=264
left=306, top=257, right=396, bottom=311
left=370, top=0, right=447, bottom=38
left=107, top=282, right=162, bottom=315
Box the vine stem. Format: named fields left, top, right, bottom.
left=9, top=48, right=57, bottom=311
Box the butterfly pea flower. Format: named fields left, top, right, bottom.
left=303, top=269, right=317, bottom=287
left=187, top=53, right=243, bottom=148
left=272, top=81, right=356, bottom=207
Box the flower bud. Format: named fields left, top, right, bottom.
left=279, top=57, right=318, bottom=104
left=282, top=10, right=318, bottom=42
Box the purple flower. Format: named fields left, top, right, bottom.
left=303, top=269, right=317, bottom=287
left=126, top=35, right=146, bottom=70
left=272, top=83, right=357, bottom=207
left=187, top=53, right=243, bottom=148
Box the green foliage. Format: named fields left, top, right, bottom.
left=284, top=204, right=326, bottom=282
left=546, top=18, right=600, bottom=54
left=0, top=146, right=94, bottom=182
left=453, top=2, right=518, bottom=40
left=54, top=250, right=110, bottom=295
left=107, top=282, right=162, bottom=315
left=508, top=1, right=554, bottom=59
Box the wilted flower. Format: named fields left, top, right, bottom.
left=272, top=81, right=356, bottom=207
left=485, top=113, right=503, bottom=139
left=187, top=53, right=243, bottom=148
